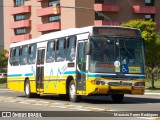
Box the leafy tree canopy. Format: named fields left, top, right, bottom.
left=121, top=19, right=160, bottom=69
left=121, top=20, right=160, bottom=88
left=0, top=49, right=8, bottom=72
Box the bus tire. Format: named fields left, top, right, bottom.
left=69, top=80, right=81, bottom=102
left=25, top=80, right=40, bottom=98
left=111, top=94, right=124, bottom=103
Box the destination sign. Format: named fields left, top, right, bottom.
left=93, top=27, right=142, bottom=37
left=96, top=63, right=114, bottom=68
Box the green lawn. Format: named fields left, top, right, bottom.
left=0, top=83, right=7, bottom=88
left=0, top=78, right=7, bottom=88
left=145, top=80, right=160, bottom=89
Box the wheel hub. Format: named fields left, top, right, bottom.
left=25, top=83, right=29, bottom=95
left=70, top=84, right=75, bottom=98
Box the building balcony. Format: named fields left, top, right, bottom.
left=10, top=34, right=32, bottom=43
left=37, top=6, right=60, bottom=17
left=10, top=20, right=31, bottom=29
left=10, top=6, right=31, bottom=15
left=37, top=22, right=61, bottom=32
left=94, top=4, right=120, bottom=12
left=133, top=6, right=156, bottom=14
left=95, top=20, right=120, bottom=26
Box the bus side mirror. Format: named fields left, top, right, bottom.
left=86, top=42, right=92, bottom=55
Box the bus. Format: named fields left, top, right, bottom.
left=7, top=26, right=145, bottom=102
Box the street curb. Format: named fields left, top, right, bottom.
left=145, top=92, right=160, bottom=95
left=0, top=87, right=7, bottom=89
left=0, top=88, right=9, bottom=90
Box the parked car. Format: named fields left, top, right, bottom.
left=0, top=73, right=7, bottom=78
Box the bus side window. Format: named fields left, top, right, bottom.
left=66, top=36, right=76, bottom=61
left=9, top=48, right=15, bottom=65
left=13, top=47, right=20, bottom=66
left=46, top=41, right=55, bottom=63
left=56, top=38, right=65, bottom=62
left=28, top=44, right=37, bottom=64
left=65, top=37, right=70, bottom=61
left=20, top=45, right=28, bottom=65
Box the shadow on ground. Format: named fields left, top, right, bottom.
left=17, top=94, right=160, bottom=105
left=146, top=88, right=160, bottom=90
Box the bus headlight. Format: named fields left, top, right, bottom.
left=95, top=81, right=106, bottom=85
left=101, top=81, right=106, bottom=85
left=95, top=81, right=100, bottom=85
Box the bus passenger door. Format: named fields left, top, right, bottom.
left=76, top=40, right=87, bottom=94
left=36, top=48, right=45, bottom=93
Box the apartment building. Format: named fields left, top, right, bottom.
left=0, top=0, right=4, bottom=49
left=94, top=0, right=160, bottom=28
left=3, top=0, right=160, bottom=50
left=3, top=0, right=94, bottom=50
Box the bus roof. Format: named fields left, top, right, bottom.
left=10, top=25, right=140, bottom=48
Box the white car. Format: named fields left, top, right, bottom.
left=0, top=73, right=7, bottom=78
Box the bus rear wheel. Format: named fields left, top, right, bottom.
left=25, top=80, right=40, bottom=98
left=69, top=80, right=81, bottom=102
left=111, top=94, right=124, bottom=103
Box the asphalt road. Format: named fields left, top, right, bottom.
left=0, top=89, right=160, bottom=120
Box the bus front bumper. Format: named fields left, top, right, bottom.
left=87, top=84, right=145, bottom=95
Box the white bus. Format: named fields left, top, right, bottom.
left=7, top=26, right=145, bottom=102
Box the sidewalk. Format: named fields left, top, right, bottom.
left=145, top=89, right=160, bottom=95
left=0, top=83, right=7, bottom=89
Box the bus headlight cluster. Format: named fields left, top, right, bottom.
left=95, top=81, right=106, bottom=85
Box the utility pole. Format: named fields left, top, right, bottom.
left=53, top=4, right=113, bottom=25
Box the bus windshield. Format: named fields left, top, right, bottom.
left=89, top=36, right=145, bottom=74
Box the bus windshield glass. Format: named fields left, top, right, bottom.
left=89, top=36, right=145, bottom=74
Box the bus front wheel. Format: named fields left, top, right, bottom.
left=25, top=80, right=39, bottom=98
left=111, top=94, right=124, bottom=103
left=69, top=80, right=81, bottom=102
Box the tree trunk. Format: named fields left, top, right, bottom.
left=151, top=73, right=155, bottom=89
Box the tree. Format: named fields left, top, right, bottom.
left=0, top=49, right=8, bottom=72
left=121, top=20, right=160, bottom=89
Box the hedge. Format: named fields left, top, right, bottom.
left=0, top=78, right=7, bottom=84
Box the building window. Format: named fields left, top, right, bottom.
left=145, top=14, right=154, bottom=21
left=145, top=0, right=154, bottom=6
left=14, top=14, right=26, bottom=21
left=15, top=0, right=25, bottom=6
left=48, top=0, right=60, bottom=7
left=95, top=12, right=104, bottom=20
left=49, top=15, right=60, bottom=22
left=95, top=0, right=104, bottom=4
left=15, top=28, right=26, bottom=35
